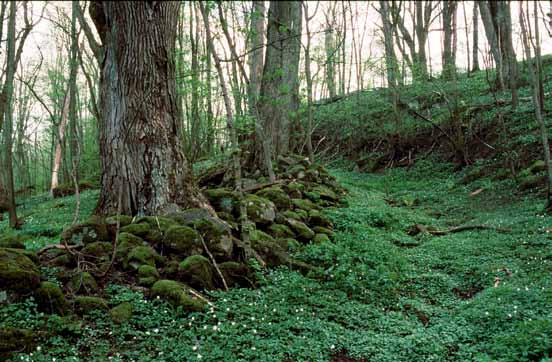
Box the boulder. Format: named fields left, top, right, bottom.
left=34, top=281, right=69, bottom=315
left=245, top=195, right=276, bottom=224
left=110, top=302, right=133, bottom=324
left=178, top=255, right=214, bottom=290
left=308, top=210, right=333, bottom=228
left=0, top=248, right=40, bottom=294
left=291, top=198, right=320, bottom=212
left=192, top=218, right=233, bottom=260
left=267, top=223, right=295, bottom=239
left=203, top=188, right=239, bottom=214
left=163, top=226, right=203, bottom=256
left=256, top=187, right=291, bottom=210
left=124, top=246, right=164, bottom=270
left=74, top=296, right=109, bottom=315
left=68, top=271, right=99, bottom=295
left=250, top=232, right=289, bottom=267
left=137, top=265, right=160, bottom=287
left=0, top=328, right=35, bottom=359
left=119, top=223, right=151, bottom=239
left=287, top=219, right=315, bottom=241
left=218, top=262, right=253, bottom=288
left=0, top=234, right=26, bottom=249
left=313, top=233, right=331, bottom=244
left=150, top=280, right=205, bottom=312
left=61, top=216, right=109, bottom=245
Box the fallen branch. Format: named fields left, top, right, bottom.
left=411, top=224, right=510, bottom=236
left=199, top=234, right=229, bottom=292
left=241, top=179, right=285, bottom=193
left=38, top=243, right=81, bottom=254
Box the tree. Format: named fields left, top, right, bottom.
left=442, top=0, right=458, bottom=80
left=1, top=0, right=18, bottom=228
left=247, top=1, right=265, bottom=104
left=519, top=1, right=552, bottom=210
left=472, top=2, right=480, bottom=72
left=90, top=2, right=208, bottom=216
left=258, top=1, right=302, bottom=159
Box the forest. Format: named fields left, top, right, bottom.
left=0, top=0, right=552, bottom=360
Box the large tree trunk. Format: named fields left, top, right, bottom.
left=91, top=2, right=206, bottom=216
left=478, top=1, right=504, bottom=89
left=258, top=1, right=302, bottom=159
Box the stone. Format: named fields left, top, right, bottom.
left=34, top=281, right=69, bottom=315
left=68, top=272, right=99, bottom=295
left=81, top=242, right=112, bottom=258
left=0, top=328, right=35, bottom=359
left=203, top=188, right=239, bottom=214
left=0, top=248, right=40, bottom=294
left=61, top=217, right=109, bottom=245
left=313, top=233, right=331, bottom=244
left=192, top=218, right=233, bottom=260
left=285, top=181, right=305, bottom=198
left=251, top=235, right=289, bottom=267
left=218, top=262, right=252, bottom=288
left=310, top=185, right=338, bottom=202
left=163, top=226, right=203, bottom=256
left=291, top=198, right=321, bottom=212
left=308, top=210, right=333, bottom=228
left=110, top=302, right=134, bottom=324
left=0, top=234, right=26, bottom=249
left=287, top=219, right=315, bottom=241
left=150, top=280, right=205, bottom=312
left=167, top=208, right=212, bottom=225
left=124, top=246, right=164, bottom=270
left=105, top=215, right=133, bottom=237
left=267, top=223, right=295, bottom=238
left=178, top=255, right=214, bottom=290
left=245, top=194, right=276, bottom=224
left=256, top=187, right=291, bottom=210
left=115, top=232, right=145, bottom=260
left=138, top=265, right=160, bottom=287
left=312, top=226, right=335, bottom=239
left=74, top=296, right=109, bottom=315
left=119, top=223, right=151, bottom=239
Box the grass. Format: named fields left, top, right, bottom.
left=3, top=159, right=552, bottom=361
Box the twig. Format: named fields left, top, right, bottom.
left=199, top=234, right=228, bottom=292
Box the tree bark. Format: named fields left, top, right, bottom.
left=472, top=2, right=480, bottom=72
left=2, top=0, right=18, bottom=228
left=478, top=1, right=504, bottom=89
left=442, top=1, right=457, bottom=80
left=258, top=1, right=302, bottom=159
left=91, top=2, right=207, bottom=216
left=248, top=1, right=265, bottom=105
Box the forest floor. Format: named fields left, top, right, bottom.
left=3, top=159, right=552, bottom=361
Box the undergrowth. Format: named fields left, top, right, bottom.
left=3, top=159, right=552, bottom=361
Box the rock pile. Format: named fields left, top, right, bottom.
left=0, top=155, right=346, bottom=330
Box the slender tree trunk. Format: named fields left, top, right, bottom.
left=51, top=91, right=70, bottom=194
left=534, top=1, right=545, bottom=111
left=519, top=2, right=552, bottom=210
left=189, top=2, right=201, bottom=162
left=472, top=2, right=480, bottom=72
left=479, top=1, right=504, bottom=89
left=2, top=0, right=18, bottom=228
left=69, top=0, right=79, bottom=182
left=91, top=2, right=208, bottom=216
left=303, top=2, right=316, bottom=162
left=248, top=1, right=265, bottom=105
left=442, top=1, right=457, bottom=80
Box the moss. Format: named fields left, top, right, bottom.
left=68, top=271, right=99, bottom=295
left=291, top=198, right=320, bottom=212
left=529, top=160, right=546, bottom=174
left=245, top=194, right=276, bottom=224
left=287, top=219, right=315, bottom=241
left=124, top=246, right=164, bottom=270
left=61, top=217, right=109, bottom=245
left=81, top=241, right=112, bottom=258
left=313, top=233, right=331, bottom=244
left=280, top=210, right=301, bottom=221
left=294, top=209, right=309, bottom=221
left=167, top=208, right=212, bottom=226
left=0, top=234, right=26, bottom=249
left=34, top=281, right=69, bottom=315
left=116, top=232, right=145, bottom=260
left=0, top=248, right=40, bottom=293
left=162, top=260, right=180, bottom=279
left=308, top=210, right=333, bottom=228
left=52, top=180, right=97, bottom=198
left=256, top=187, right=291, bottom=210
left=285, top=181, right=305, bottom=198
left=0, top=327, right=35, bottom=358
left=250, top=229, right=275, bottom=243
left=163, top=226, right=203, bottom=256
left=203, top=188, right=239, bottom=214
left=150, top=280, right=205, bottom=312
left=105, top=215, right=133, bottom=237
left=134, top=216, right=180, bottom=243
left=267, top=223, right=295, bottom=238
left=312, top=226, right=335, bottom=239
left=519, top=175, right=545, bottom=190
left=191, top=218, right=233, bottom=260
left=119, top=223, right=151, bottom=239
left=218, top=262, right=253, bottom=288
left=138, top=265, right=160, bottom=287
left=285, top=164, right=306, bottom=179
left=74, top=296, right=109, bottom=315
left=283, top=238, right=301, bottom=251
left=178, top=255, right=214, bottom=290
left=110, top=302, right=133, bottom=324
